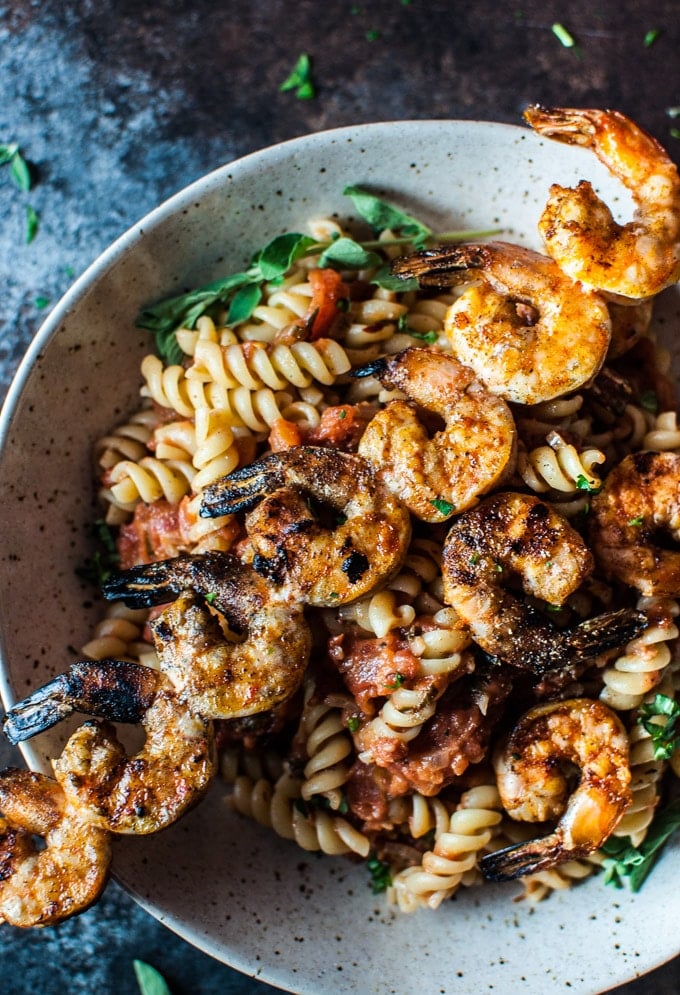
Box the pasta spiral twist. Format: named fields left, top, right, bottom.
left=599, top=596, right=679, bottom=711
left=517, top=431, right=605, bottom=495
left=186, top=337, right=351, bottom=391
left=230, top=772, right=370, bottom=857
left=80, top=602, right=158, bottom=669
left=298, top=701, right=354, bottom=810
left=642, top=411, right=680, bottom=452
left=388, top=784, right=503, bottom=912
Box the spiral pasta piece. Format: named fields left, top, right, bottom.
left=80, top=602, right=158, bottom=669
left=388, top=784, right=503, bottom=912
left=642, top=411, right=680, bottom=452
left=106, top=456, right=195, bottom=510
left=599, top=596, right=679, bottom=711
left=386, top=792, right=452, bottom=840
left=517, top=431, right=606, bottom=495
left=298, top=702, right=354, bottom=809
left=186, top=337, right=351, bottom=392
left=94, top=407, right=158, bottom=471
left=230, top=772, right=370, bottom=857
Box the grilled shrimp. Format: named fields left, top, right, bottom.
left=589, top=451, right=680, bottom=596
left=0, top=768, right=112, bottom=926
left=524, top=105, right=680, bottom=300
left=5, top=661, right=215, bottom=835
left=200, top=447, right=412, bottom=605
left=104, top=551, right=312, bottom=719
left=481, top=698, right=631, bottom=879
left=441, top=492, right=647, bottom=674
left=392, top=241, right=610, bottom=404
left=354, top=347, right=516, bottom=521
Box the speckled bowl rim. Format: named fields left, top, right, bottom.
left=1, top=118, right=679, bottom=994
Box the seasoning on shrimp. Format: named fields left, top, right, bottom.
left=355, top=347, right=517, bottom=521
left=524, top=105, right=680, bottom=299
left=392, top=241, right=611, bottom=404
left=199, top=446, right=412, bottom=605
left=441, top=492, right=647, bottom=674
left=481, top=699, right=632, bottom=879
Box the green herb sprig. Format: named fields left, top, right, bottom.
left=0, top=142, right=40, bottom=242
left=136, top=186, right=501, bottom=364
left=600, top=797, right=680, bottom=891
left=638, top=693, right=680, bottom=760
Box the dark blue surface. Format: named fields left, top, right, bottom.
left=1, top=1, right=680, bottom=991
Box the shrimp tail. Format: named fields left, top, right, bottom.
left=3, top=659, right=161, bottom=744
left=523, top=104, right=599, bottom=146
left=561, top=607, right=648, bottom=660
left=391, top=244, right=489, bottom=287
left=350, top=356, right=390, bottom=380
left=102, top=551, right=264, bottom=626
left=480, top=832, right=566, bottom=880
left=200, top=455, right=285, bottom=516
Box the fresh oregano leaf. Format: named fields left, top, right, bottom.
left=133, top=959, right=172, bottom=995
left=318, top=236, right=382, bottom=270
left=343, top=185, right=432, bottom=244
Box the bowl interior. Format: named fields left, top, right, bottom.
left=1, top=119, right=679, bottom=994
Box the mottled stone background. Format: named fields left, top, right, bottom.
left=1, top=1, right=679, bottom=992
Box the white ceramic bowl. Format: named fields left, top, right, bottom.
left=1, top=120, right=679, bottom=994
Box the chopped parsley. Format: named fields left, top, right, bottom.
left=205, top=592, right=217, bottom=605
left=575, top=473, right=601, bottom=494
left=643, top=28, right=661, bottom=46
left=367, top=855, right=392, bottom=893
left=384, top=672, right=405, bottom=690
left=551, top=22, right=576, bottom=48
left=34, top=295, right=50, bottom=310
left=469, top=552, right=481, bottom=565
left=638, top=693, right=680, bottom=760
left=280, top=53, right=316, bottom=100
left=365, top=29, right=380, bottom=41
left=347, top=716, right=360, bottom=733
left=627, top=515, right=644, bottom=527
left=430, top=497, right=455, bottom=516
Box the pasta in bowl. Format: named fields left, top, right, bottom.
left=1, top=113, right=679, bottom=992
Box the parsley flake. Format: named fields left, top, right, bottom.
left=367, top=855, right=392, bottom=894
left=280, top=53, right=316, bottom=100
left=643, top=28, right=661, bottom=47
left=575, top=473, right=601, bottom=494
left=205, top=592, right=217, bottom=605
left=551, top=22, right=576, bottom=48
left=347, top=716, right=360, bottom=733
left=25, top=205, right=39, bottom=244
left=385, top=672, right=405, bottom=690
left=430, top=497, right=455, bottom=516
left=627, top=515, right=644, bottom=527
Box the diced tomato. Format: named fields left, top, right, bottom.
left=268, top=417, right=305, bottom=452
left=307, top=402, right=375, bottom=451
left=305, top=268, right=350, bottom=340
left=117, top=499, right=184, bottom=567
